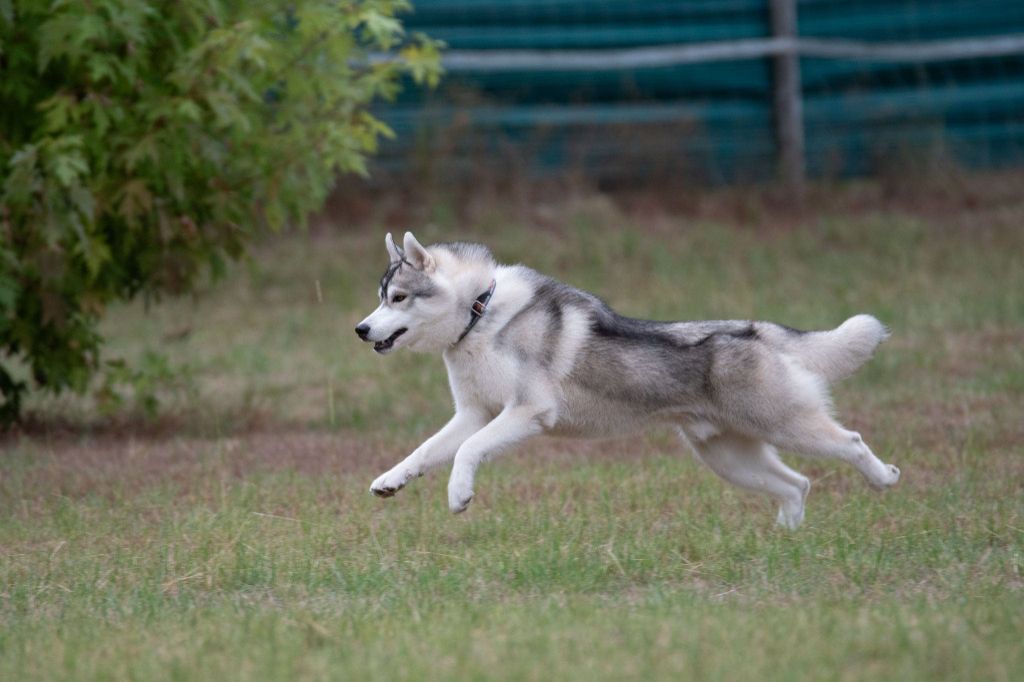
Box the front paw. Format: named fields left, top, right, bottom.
left=370, top=468, right=412, bottom=498
left=865, top=463, right=901, bottom=491
left=447, top=474, right=474, bottom=514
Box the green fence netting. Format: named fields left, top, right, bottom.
left=373, top=0, right=1024, bottom=183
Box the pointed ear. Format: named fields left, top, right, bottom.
left=385, top=232, right=403, bottom=263
left=403, top=231, right=435, bottom=272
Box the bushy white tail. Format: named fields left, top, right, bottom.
left=790, top=314, right=889, bottom=383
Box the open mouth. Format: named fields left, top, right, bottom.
left=373, top=328, right=407, bottom=354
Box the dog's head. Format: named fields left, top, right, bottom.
left=355, top=232, right=486, bottom=354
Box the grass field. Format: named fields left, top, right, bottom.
left=2, top=182, right=1023, bottom=680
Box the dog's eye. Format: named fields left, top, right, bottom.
left=391, top=294, right=407, bottom=304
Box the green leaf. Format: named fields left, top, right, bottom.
left=176, top=99, right=202, bottom=122
left=400, top=39, right=444, bottom=87
left=50, top=148, right=88, bottom=187
left=116, top=179, right=153, bottom=223
left=81, top=238, right=112, bottom=278
left=122, top=134, right=159, bottom=172
left=360, top=11, right=404, bottom=49
left=39, top=93, right=76, bottom=133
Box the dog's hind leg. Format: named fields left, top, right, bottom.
left=765, top=411, right=900, bottom=490
left=686, top=431, right=811, bottom=529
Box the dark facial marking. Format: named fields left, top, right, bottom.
left=410, top=284, right=437, bottom=299
left=380, top=259, right=439, bottom=305
left=379, top=259, right=407, bottom=300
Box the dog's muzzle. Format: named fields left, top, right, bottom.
left=371, top=327, right=407, bottom=354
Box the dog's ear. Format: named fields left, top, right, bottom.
left=385, top=232, right=404, bottom=263
left=403, top=231, right=435, bottom=272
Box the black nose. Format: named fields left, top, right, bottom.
left=355, top=324, right=370, bottom=340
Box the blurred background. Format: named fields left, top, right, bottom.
left=4, top=0, right=1024, bottom=425
left=370, top=0, right=1024, bottom=186
left=2, top=3, right=1023, bottom=679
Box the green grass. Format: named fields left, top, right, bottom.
left=2, top=192, right=1023, bottom=680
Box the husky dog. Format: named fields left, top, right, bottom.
left=356, top=232, right=900, bottom=528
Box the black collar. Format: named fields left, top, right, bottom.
left=455, top=279, right=496, bottom=344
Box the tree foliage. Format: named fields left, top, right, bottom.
left=0, top=0, right=440, bottom=422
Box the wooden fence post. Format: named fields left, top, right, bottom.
left=770, top=0, right=806, bottom=198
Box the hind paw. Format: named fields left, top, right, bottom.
left=775, top=505, right=805, bottom=530
left=775, top=479, right=809, bottom=530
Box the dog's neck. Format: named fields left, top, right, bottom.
left=440, top=255, right=499, bottom=349
left=454, top=279, right=497, bottom=344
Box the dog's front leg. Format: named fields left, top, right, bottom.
left=370, top=409, right=488, bottom=498
left=447, top=405, right=546, bottom=513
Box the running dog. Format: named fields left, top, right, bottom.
left=355, top=232, right=900, bottom=528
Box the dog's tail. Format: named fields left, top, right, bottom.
left=775, top=314, right=889, bottom=383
